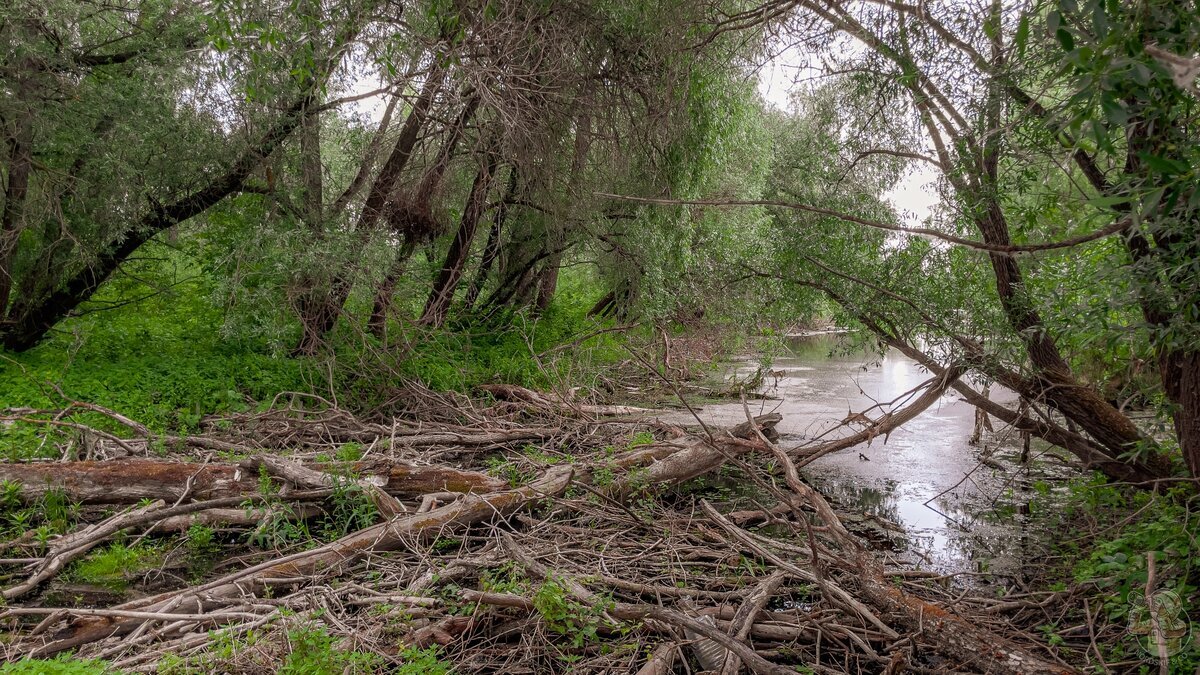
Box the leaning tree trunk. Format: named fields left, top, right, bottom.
left=366, top=94, right=481, bottom=337
left=419, top=151, right=499, bottom=327
left=463, top=166, right=517, bottom=311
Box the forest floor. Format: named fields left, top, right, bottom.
left=4, top=367, right=1186, bottom=675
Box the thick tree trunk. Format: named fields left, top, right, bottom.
left=419, top=152, right=499, bottom=327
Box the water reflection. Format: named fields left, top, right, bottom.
left=665, top=333, right=1063, bottom=578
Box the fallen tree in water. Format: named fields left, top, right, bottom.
left=0, top=394, right=1083, bottom=673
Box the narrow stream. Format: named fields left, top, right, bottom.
left=665, top=333, right=1068, bottom=579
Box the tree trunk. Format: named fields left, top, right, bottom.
left=0, top=459, right=506, bottom=504
left=365, top=94, right=481, bottom=337
left=463, top=167, right=517, bottom=310
left=0, top=96, right=34, bottom=317
left=419, top=151, right=499, bottom=327
left=294, top=69, right=443, bottom=353
left=3, top=93, right=320, bottom=352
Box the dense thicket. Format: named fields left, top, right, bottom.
left=2, top=0, right=1197, bottom=481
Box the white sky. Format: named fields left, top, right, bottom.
left=757, top=42, right=940, bottom=226
left=345, top=46, right=941, bottom=226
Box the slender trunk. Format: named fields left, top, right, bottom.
left=463, top=166, right=516, bottom=310
left=294, top=70, right=443, bottom=354
left=419, top=151, right=499, bottom=327
left=364, top=94, right=480, bottom=336
left=0, top=105, right=33, bottom=317
left=533, top=252, right=561, bottom=311
left=299, top=105, right=323, bottom=229
left=365, top=239, right=416, bottom=338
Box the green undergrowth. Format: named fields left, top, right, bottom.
left=0, top=263, right=644, bottom=459
left=1047, top=474, right=1200, bottom=671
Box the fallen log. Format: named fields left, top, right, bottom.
left=28, top=466, right=574, bottom=657
left=0, top=458, right=505, bottom=504
left=478, top=383, right=654, bottom=416
left=760, top=425, right=1078, bottom=675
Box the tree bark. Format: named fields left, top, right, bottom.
left=293, top=69, right=443, bottom=354
left=464, top=166, right=517, bottom=310
left=33, top=466, right=575, bottom=657
left=419, top=151, right=499, bottom=327
left=0, top=459, right=505, bottom=504
left=366, top=93, right=480, bottom=336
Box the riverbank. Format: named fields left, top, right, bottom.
left=2, top=366, right=1193, bottom=673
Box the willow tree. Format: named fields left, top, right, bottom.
left=717, top=0, right=1196, bottom=480
left=0, top=0, right=387, bottom=351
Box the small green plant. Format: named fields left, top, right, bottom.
left=481, top=562, right=529, bottom=594
left=69, top=542, right=162, bottom=591
left=279, top=622, right=383, bottom=674
left=628, top=431, right=654, bottom=448
left=396, top=646, right=452, bottom=675
left=334, top=442, right=364, bottom=462
left=185, top=524, right=221, bottom=576
left=247, top=503, right=310, bottom=550
left=486, top=456, right=535, bottom=487
left=533, top=577, right=609, bottom=648
left=319, top=477, right=377, bottom=540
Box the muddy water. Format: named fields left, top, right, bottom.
left=665, top=333, right=1062, bottom=578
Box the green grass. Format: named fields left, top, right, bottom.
left=0, top=257, right=636, bottom=459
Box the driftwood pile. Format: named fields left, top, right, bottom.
left=0, top=387, right=1078, bottom=673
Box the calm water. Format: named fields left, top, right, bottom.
left=664, top=333, right=1063, bottom=578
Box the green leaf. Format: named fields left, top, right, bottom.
left=1139, top=153, right=1189, bottom=176
left=1056, top=28, right=1075, bottom=51
left=1091, top=1, right=1108, bottom=39
left=1014, top=15, right=1030, bottom=56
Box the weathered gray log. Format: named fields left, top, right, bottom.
left=0, top=458, right=505, bottom=504
left=29, top=466, right=574, bottom=657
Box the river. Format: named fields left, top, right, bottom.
left=664, top=333, right=1067, bottom=579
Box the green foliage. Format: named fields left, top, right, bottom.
left=532, top=577, right=610, bottom=648
left=486, top=456, right=536, bottom=487
left=1067, top=480, right=1199, bottom=621
left=69, top=541, right=162, bottom=591
left=2, top=486, right=78, bottom=547
left=278, top=623, right=383, bottom=675
left=319, top=477, right=378, bottom=540
left=481, top=562, right=529, bottom=595
left=0, top=251, right=308, bottom=458
left=185, top=524, right=221, bottom=576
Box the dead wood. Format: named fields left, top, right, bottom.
left=717, top=570, right=787, bottom=675
left=477, top=383, right=654, bottom=416
left=0, top=458, right=504, bottom=504
left=759, top=428, right=1078, bottom=674
left=28, top=466, right=573, bottom=657
left=501, top=533, right=797, bottom=675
